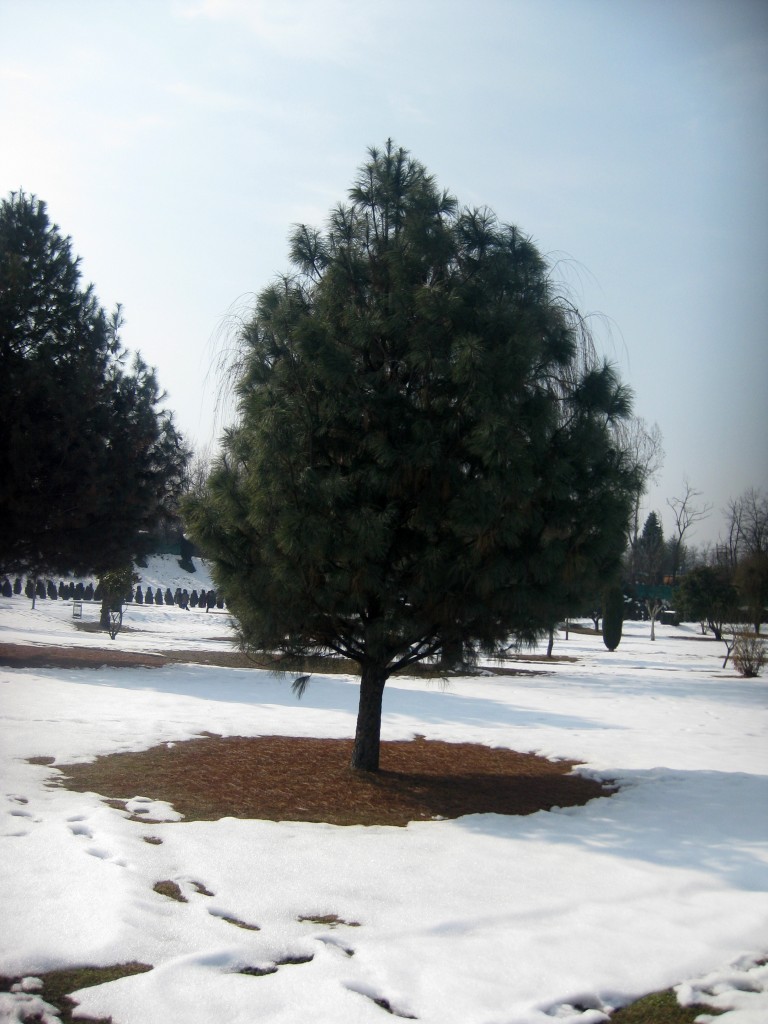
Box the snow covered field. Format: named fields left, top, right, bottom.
left=1, top=557, right=767, bottom=1023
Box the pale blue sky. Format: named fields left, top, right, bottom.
left=2, top=0, right=766, bottom=546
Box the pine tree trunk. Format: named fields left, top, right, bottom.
left=546, top=626, right=555, bottom=658
left=440, top=636, right=463, bottom=671
left=350, top=662, right=388, bottom=772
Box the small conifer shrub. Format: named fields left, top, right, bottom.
left=602, top=586, right=624, bottom=651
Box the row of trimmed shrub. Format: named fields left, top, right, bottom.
left=1, top=578, right=225, bottom=609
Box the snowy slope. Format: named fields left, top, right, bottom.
left=131, top=554, right=215, bottom=595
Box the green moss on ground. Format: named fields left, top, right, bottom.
left=611, top=988, right=721, bottom=1023
left=0, top=963, right=151, bottom=1023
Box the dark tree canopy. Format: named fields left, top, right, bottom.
left=734, top=552, right=768, bottom=634
left=633, top=510, right=666, bottom=584
left=0, top=191, right=189, bottom=578
left=676, top=566, right=739, bottom=641
left=185, top=142, right=638, bottom=771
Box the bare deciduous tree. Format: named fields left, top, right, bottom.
left=183, top=445, right=215, bottom=502
left=613, top=417, right=664, bottom=549
left=667, top=480, right=712, bottom=584
left=720, top=488, right=767, bottom=568
left=646, top=595, right=665, bottom=641
left=721, top=496, right=745, bottom=569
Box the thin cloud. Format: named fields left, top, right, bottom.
left=97, top=113, right=167, bottom=151
left=0, top=65, right=37, bottom=84
left=168, top=80, right=254, bottom=113
left=177, top=0, right=378, bottom=62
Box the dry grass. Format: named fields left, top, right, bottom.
left=0, top=964, right=151, bottom=1024
left=0, top=640, right=563, bottom=674
left=50, top=733, right=612, bottom=828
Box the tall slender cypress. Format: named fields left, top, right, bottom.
left=602, top=586, right=624, bottom=651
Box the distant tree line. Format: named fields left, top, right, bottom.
left=633, top=486, right=767, bottom=636
left=578, top=485, right=767, bottom=647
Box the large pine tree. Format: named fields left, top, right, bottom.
left=0, top=191, right=189, bottom=578
left=185, top=142, right=637, bottom=771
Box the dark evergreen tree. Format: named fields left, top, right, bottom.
left=13, top=578, right=22, bottom=595
left=0, top=191, right=190, bottom=580
left=24, top=579, right=33, bottom=599
left=734, top=552, right=768, bottom=633
left=190, top=589, right=199, bottom=608
left=135, top=585, right=144, bottom=605
left=178, top=534, right=196, bottom=573
left=144, top=586, right=153, bottom=604
left=46, top=580, right=57, bottom=600
left=83, top=582, right=94, bottom=601
left=185, top=142, right=637, bottom=772
left=2, top=579, right=12, bottom=597
left=634, top=511, right=666, bottom=584
left=58, top=581, right=67, bottom=599
left=602, top=585, right=624, bottom=651
left=98, top=566, right=137, bottom=629
left=676, top=567, right=739, bottom=641
left=35, top=579, right=45, bottom=599
left=155, top=587, right=163, bottom=605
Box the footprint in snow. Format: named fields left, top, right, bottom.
left=68, top=821, right=94, bottom=838
left=85, top=846, right=127, bottom=867
left=4, top=802, right=40, bottom=835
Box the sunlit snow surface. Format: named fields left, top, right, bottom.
left=1, top=557, right=767, bottom=1023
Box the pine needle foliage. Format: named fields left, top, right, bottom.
left=0, top=191, right=189, bottom=577
left=185, top=142, right=638, bottom=771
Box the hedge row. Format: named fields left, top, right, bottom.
left=1, top=578, right=225, bottom=609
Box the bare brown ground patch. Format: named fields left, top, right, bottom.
left=0, top=640, right=562, bottom=673
left=0, top=642, right=168, bottom=670
left=51, top=734, right=612, bottom=827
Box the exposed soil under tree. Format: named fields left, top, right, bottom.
left=6, top=642, right=613, bottom=826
